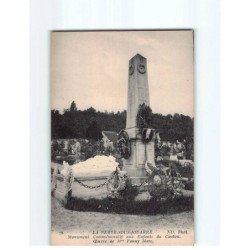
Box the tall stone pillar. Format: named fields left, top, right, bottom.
left=123, top=54, right=155, bottom=183
left=126, top=54, right=150, bottom=134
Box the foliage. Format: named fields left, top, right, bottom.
left=51, top=101, right=194, bottom=144
left=70, top=101, right=77, bottom=112
left=86, top=118, right=102, bottom=140
left=136, top=103, right=153, bottom=133
left=51, top=138, right=117, bottom=164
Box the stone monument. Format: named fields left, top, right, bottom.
left=123, top=54, right=155, bottom=184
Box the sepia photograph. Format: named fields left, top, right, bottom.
left=50, top=30, right=194, bottom=245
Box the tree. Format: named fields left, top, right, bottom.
left=51, top=102, right=193, bottom=156
left=70, top=101, right=77, bottom=112
left=51, top=110, right=61, bottom=138
left=86, top=118, right=102, bottom=141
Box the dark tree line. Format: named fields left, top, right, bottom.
left=51, top=101, right=194, bottom=143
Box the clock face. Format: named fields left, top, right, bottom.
left=129, top=63, right=134, bottom=75
left=137, top=63, right=146, bottom=74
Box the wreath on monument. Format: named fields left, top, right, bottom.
left=136, top=103, right=154, bottom=143
left=117, top=130, right=131, bottom=159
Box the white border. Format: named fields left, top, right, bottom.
left=30, top=0, right=220, bottom=246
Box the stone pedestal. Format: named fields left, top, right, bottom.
left=123, top=54, right=155, bottom=184
left=123, top=134, right=155, bottom=184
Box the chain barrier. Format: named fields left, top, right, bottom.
left=74, top=177, right=108, bottom=189
left=73, top=168, right=184, bottom=195
left=132, top=177, right=149, bottom=188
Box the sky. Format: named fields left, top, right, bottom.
left=51, top=30, right=193, bottom=117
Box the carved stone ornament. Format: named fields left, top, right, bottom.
left=137, top=62, right=146, bottom=74
left=129, top=63, right=134, bottom=75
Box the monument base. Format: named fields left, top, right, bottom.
left=123, top=135, right=155, bottom=185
